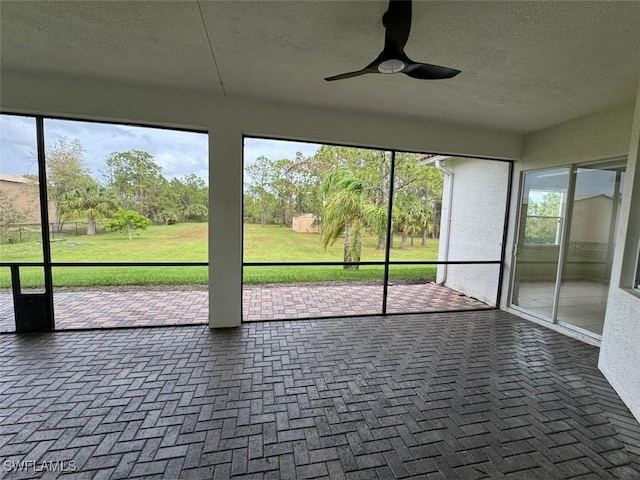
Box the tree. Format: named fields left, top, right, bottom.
left=104, top=150, right=164, bottom=219
left=0, top=191, right=27, bottom=243
left=393, top=194, right=431, bottom=249
left=45, top=138, right=94, bottom=232
left=184, top=204, right=208, bottom=222
left=245, top=156, right=277, bottom=227
left=163, top=174, right=209, bottom=222
left=58, top=184, right=119, bottom=235
left=393, top=154, right=444, bottom=245
left=251, top=152, right=324, bottom=227
left=526, top=192, right=563, bottom=244
left=271, top=158, right=296, bottom=226
left=158, top=210, right=179, bottom=225
left=177, top=174, right=208, bottom=209
left=289, top=152, right=324, bottom=218
left=105, top=209, right=152, bottom=239
left=240, top=145, right=445, bottom=251
left=243, top=194, right=262, bottom=225
left=320, top=170, right=384, bottom=269
left=313, top=146, right=392, bottom=249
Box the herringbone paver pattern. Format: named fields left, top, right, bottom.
left=0, top=283, right=488, bottom=331
left=243, top=282, right=488, bottom=321
left=0, top=292, right=13, bottom=331
left=1, top=310, right=639, bottom=479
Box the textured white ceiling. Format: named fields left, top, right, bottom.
left=1, top=0, right=639, bottom=133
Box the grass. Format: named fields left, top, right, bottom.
left=243, top=265, right=437, bottom=284
left=0, top=222, right=208, bottom=263
left=0, top=223, right=440, bottom=287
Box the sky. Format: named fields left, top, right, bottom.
left=0, top=114, right=321, bottom=182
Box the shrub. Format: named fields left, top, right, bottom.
left=184, top=204, right=208, bottom=222
left=105, top=209, right=152, bottom=239
left=158, top=210, right=179, bottom=225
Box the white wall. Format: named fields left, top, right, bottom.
left=438, top=158, right=511, bottom=304
left=0, top=72, right=522, bottom=327
left=500, top=103, right=635, bottom=311
left=599, top=83, right=640, bottom=421
left=500, top=97, right=639, bottom=420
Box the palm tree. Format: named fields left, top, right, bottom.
left=393, top=195, right=432, bottom=249
left=407, top=201, right=431, bottom=247
left=320, top=170, right=384, bottom=269
left=59, top=184, right=119, bottom=236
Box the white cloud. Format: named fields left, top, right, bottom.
left=1, top=115, right=322, bottom=184
left=243, top=138, right=321, bottom=168
left=0, top=114, right=208, bottom=181
left=0, top=114, right=39, bottom=175
left=43, top=119, right=208, bottom=182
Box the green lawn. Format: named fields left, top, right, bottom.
left=0, top=223, right=440, bottom=287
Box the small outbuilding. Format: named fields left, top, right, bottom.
left=291, top=213, right=319, bottom=233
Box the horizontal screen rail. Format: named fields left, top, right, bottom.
left=0, top=262, right=46, bottom=267
left=0, top=262, right=208, bottom=268
left=243, top=260, right=501, bottom=267
left=515, top=260, right=606, bottom=265
left=52, top=262, right=208, bottom=267
left=3, top=261, right=500, bottom=268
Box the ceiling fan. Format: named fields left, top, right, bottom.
left=325, top=0, right=461, bottom=82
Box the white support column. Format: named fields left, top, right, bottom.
left=209, top=121, right=243, bottom=328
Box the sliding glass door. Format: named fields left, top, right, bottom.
left=556, top=161, right=625, bottom=335
left=511, top=168, right=570, bottom=319
left=511, top=160, right=626, bottom=336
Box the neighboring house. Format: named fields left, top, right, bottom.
left=291, top=213, right=319, bottom=233
left=571, top=194, right=615, bottom=244
left=0, top=173, right=40, bottom=223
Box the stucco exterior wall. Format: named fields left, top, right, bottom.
left=437, top=158, right=511, bottom=305
left=599, top=84, right=640, bottom=422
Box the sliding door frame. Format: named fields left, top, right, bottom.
left=509, top=156, right=628, bottom=338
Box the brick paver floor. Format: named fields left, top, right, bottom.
left=55, top=290, right=210, bottom=329
left=243, top=282, right=489, bottom=321
left=0, top=282, right=489, bottom=331
left=1, top=310, right=639, bottom=479
left=0, top=292, right=13, bottom=332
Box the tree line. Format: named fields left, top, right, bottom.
left=525, top=192, right=563, bottom=245
left=25, top=138, right=208, bottom=237
left=244, top=145, right=444, bottom=267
